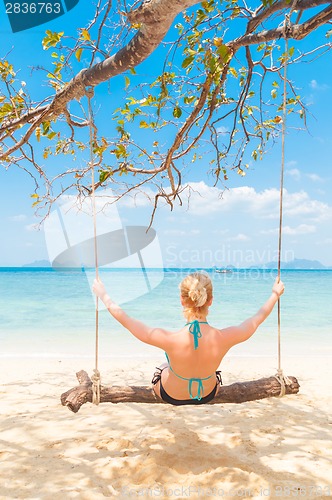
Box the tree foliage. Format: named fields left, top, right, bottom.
left=0, top=0, right=331, bottom=218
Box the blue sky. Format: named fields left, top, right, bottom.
left=0, top=3, right=331, bottom=267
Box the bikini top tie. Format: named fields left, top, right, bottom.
left=185, top=319, right=208, bottom=350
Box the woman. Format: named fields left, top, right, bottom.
left=93, top=272, right=284, bottom=406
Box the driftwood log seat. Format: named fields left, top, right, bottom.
left=61, top=370, right=300, bottom=413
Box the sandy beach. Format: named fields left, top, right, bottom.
left=0, top=354, right=331, bottom=499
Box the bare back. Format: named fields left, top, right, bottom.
left=153, top=323, right=230, bottom=400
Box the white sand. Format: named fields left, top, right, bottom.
left=0, top=355, right=331, bottom=499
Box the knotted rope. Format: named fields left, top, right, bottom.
left=274, top=2, right=298, bottom=397
left=86, top=86, right=101, bottom=405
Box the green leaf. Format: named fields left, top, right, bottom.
left=175, top=23, right=184, bottom=35
left=47, top=132, right=57, bottom=140
left=30, top=193, right=39, bottom=199
left=0, top=103, right=13, bottom=118
left=43, top=148, right=51, bottom=159
left=173, top=106, right=182, bottom=118
left=75, top=48, right=83, bottom=62
left=53, top=62, right=63, bottom=75
left=201, top=1, right=215, bottom=13
left=80, top=29, right=90, bottom=41
left=42, top=31, right=64, bottom=50
left=182, top=55, right=195, bottom=69
left=229, top=67, right=238, bottom=78
left=217, top=44, right=231, bottom=64
left=99, top=171, right=110, bottom=183
left=231, top=7, right=241, bottom=18
left=184, top=95, right=196, bottom=104
left=271, top=89, right=278, bottom=99
left=195, top=9, right=207, bottom=25
left=124, top=76, right=130, bottom=89
left=139, top=120, right=150, bottom=128
left=289, top=46, right=295, bottom=57
left=35, top=127, right=41, bottom=142
left=42, top=121, right=50, bottom=134
left=113, top=144, right=127, bottom=159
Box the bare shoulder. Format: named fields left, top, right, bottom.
left=148, top=327, right=180, bottom=349
left=216, top=323, right=254, bottom=347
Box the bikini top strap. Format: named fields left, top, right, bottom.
left=166, top=361, right=214, bottom=400
left=185, top=320, right=208, bottom=350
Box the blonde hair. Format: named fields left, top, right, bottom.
left=179, top=272, right=213, bottom=321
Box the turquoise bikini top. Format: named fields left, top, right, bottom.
left=165, top=320, right=214, bottom=401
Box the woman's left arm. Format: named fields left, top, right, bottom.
left=93, top=279, right=169, bottom=348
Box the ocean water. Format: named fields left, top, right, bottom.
left=0, top=268, right=331, bottom=359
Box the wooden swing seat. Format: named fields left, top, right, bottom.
left=61, top=370, right=300, bottom=413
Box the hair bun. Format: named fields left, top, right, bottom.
left=188, top=279, right=207, bottom=307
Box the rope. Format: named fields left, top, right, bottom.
left=274, top=5, right=297, bottom=397
left=274, top=369, right=293, bottom=398
left=86, top=86, right=101, bottom=405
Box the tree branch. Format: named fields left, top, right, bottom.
left=232, top=4, right=332, bottom=50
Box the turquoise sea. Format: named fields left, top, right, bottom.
left=0, top=268, right=331, bottom=359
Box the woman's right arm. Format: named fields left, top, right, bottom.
left=92, top=278, right=170, bottom=349
left=220, top=277, right=285, bottom=347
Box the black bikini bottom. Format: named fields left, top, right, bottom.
left=152, top=368, right=222, bottom=406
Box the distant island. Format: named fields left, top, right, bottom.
left=20, top=258, right=330, bottom=270
left=262, top=258, right=329, bottom=270
left=23, top=260, right=51, bottom=267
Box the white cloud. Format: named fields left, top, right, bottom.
left=261, top=224, right=316, bottom=236
left=309, top=79, right=329, bottom=91
left=118, top=188, right=157, bottom=208
left=163, top=229, right=200, bottom=236
left=286, top=160, right=298, bottom=167
left=118, top=181, right=332, bottom=228
left=147, top=182, right=332, bottom=228
left=163, top=229, right=186, bottom=236
left=260, top=228, right=277, bottom=235
left=306, top=173, right=323, bottom=182
left=183, top=182, right=281, bottom=217
left=283, top=224, right=316, bottom=235
left=9, top=214, right=27, bottom=222
left=286, top=168, right=301, bottom=180
left=283, top=191, right=332, bottom=221
left=226, top=233, right=250, bottom=242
